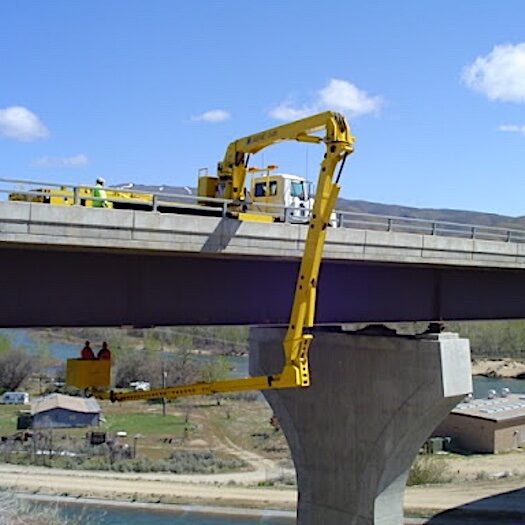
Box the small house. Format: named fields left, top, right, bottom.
left=31, top=393, right=101, bottom=429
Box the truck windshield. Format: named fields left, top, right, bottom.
left=290, top=181, right=306, bottom=199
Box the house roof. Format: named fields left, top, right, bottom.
left=452, top=394, right=525, bottom=423
left=31, top=393, right=101, bottom=415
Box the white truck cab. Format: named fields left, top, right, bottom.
left=249, top=169, right=338, bottom=226
left=249, top=172, right=313, bottom=223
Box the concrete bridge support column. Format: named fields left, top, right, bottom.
left=249, top=327, right=472, bottom=525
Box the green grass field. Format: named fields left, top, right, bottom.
left=103, top=410, right=184, bottom=437
left=0, top=405, right=21, bottom=435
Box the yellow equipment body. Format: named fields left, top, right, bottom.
left=197, top=176, right=220, bottom=203
left=9, top=186, right=153, bottom=209
left=66, top=359, right=111, bottom=390
left=236, top=211, right=274, bottom=223
left=101, top=111, right=355, bottom=403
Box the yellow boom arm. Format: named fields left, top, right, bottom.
left=91, top=112, right=355, bottom=403
left=218, top=111, right=352, bottom=202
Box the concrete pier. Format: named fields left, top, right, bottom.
left=249, top=327, right=472, bottom=525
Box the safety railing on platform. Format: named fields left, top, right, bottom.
left=1, top=176, right=525, bottom=243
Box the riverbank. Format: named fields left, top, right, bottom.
left=2, top=463, right=525, bottom=520
left=0, top=463, right=296, bottom=511
left=472, top=358, right=525, bottom=379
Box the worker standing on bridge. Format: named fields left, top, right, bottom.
left=92, top=177, right=109, bottom=208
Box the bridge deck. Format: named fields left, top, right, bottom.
left=1, top=201, right=525, bottom=327
left=1, top=201, right=525, bottom=269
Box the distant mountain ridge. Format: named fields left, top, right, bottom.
left=115, top=182, right=525, bottom=231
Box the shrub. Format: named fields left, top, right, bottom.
left=167, top=450, right=246, bottom=474
left=105, top=451, right=246, bottom=474
left=407, top=456, right=452, bottom=486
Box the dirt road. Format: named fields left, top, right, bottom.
left=405, top=478, right=525, bottom=514
left=214, top=436, right=294, bottom=484
left=0, top=463, right=296, bottom=510
left=1, top=463, right=524, bottom=518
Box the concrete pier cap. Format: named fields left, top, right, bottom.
left=249, top=326, right=472, bottom=525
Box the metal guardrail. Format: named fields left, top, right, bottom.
left=2, top=177, right=525, bottom=243
left=0, top=177, right=234, bottom=217
left=336, top=210, right=525, bottom=243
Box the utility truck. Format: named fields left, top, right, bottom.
left=10, top=122, right=340, bottom=227
left=65, top=110, right=356, bottom=402
left=198, top=163, right=315, bottom=223
left=9, top=170, right=330, bottom=224
left=249, top=167, right=313, bottom=223
left=251, top=170, right=339, bottom=225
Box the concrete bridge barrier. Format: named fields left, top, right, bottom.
left=249, top=327, right=472, bottom=525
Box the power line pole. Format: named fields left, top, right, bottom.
left=162, top=368, right=167, bottom=417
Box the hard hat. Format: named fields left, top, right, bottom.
left=96, top=177, right=106, bottom=185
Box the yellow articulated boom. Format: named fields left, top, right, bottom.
left=67, top=111, right=355, bottom=402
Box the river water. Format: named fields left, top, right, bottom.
left=472, top=375, right=525, bottom=397
left=56, top=502, right=293, bottom=525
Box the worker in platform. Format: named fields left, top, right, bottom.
left=97, top=341, right=111, bottom=360
left=92, top=177, right=109, bottom=208
left=81, top=341, right=95, bottom=359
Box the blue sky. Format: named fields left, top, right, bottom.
left=1, top=1, right=524, bottom=215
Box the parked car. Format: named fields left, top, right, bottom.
left=129, top=381, right=150, bottom=392
left=1, top=392, right=30, bottom=405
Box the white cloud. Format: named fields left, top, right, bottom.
left=0, top=106, right=49, bottom=141
left=319, top=79, right=383, bottom=116
left=498, top=124, right=525, bottom=136
left=32, top=154, right=89, bottom=168
left=269, top=79, right=383, bottom=121
left=462, top=43, right=525, bottom=103
left=268, top=101, right=313, bottom=121
left=191, top=109, right=230, bottom=123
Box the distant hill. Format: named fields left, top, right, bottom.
left=114, top=182, right=525, bottom=230
left=334, top=199, right=525, bottom=230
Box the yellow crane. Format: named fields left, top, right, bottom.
left=67, top=111, right=355, bottom=402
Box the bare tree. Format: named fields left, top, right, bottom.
left=0, top=346, right=35, bottom=391
left=113, top=348, right=200, bottom=388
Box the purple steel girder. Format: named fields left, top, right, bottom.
left=1, top=246, right=524, bottom=327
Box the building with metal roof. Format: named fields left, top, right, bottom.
left=31, top=393, right=101, bottom=429
left=433, top=392, right=525, bottom=453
